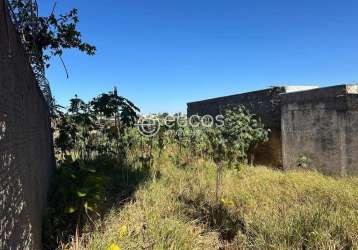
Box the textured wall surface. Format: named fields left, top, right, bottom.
left=0, top=1, right=54, bottom=249
left=188, top=87, right=301, bottom=167
left=281, top=85, right=358, bottom=176
left=187, top=87, right=285, bottom=167
left=187, top=87, right=285, bottom=128
left=187, top=86, right=318, bottom=167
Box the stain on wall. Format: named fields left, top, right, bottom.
left=0, top=1, right=54, bottom=249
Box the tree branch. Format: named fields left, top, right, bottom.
left=59, top=55, right=69, bottom=78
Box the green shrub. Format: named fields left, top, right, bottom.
left=43, top=156, right=150, bottom=249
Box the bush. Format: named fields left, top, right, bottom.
left=43, top=157, right=150, bottom=249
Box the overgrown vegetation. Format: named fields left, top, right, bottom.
left=8, top=0, right=96, bottom=106
left=81, top=157, right=358, bottom=250
left=45, top=91, right=358, bottom=250
left=46, top=90, right=271, bottom=249
left=10, top=2, right=357, bottom=250
left=43, top=157, right=150, bottom=250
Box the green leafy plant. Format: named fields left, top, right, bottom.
left=8, top=0, right=96, bottom=106
left=55, top=112, right=78, bottom=157
left=220, top=105, right=269, bottom=166
left=297, top=155, right=312, bottom=169
left=44, top=158, right=106, bottom=249
left=91, top=87, right=140, bottom=161
left=202, top=106, right=270, bottom=203
left=68, top=95, right=98, bottom=159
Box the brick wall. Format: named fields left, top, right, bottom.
left=0, top=1, right=54, bottom=249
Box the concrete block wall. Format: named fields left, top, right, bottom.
left=188, top=84, right=358, bottom=176
left=0, top=1, right=54, bottom=249
left=187, top=87, right=285, bottom=128
left=187, top=87, right=285, bottom=167
left=281, top=85, right=358, bottom=176
left=187, top=86, right=317, bottom=167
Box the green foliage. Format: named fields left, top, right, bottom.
left=91, top=87, right=139, bottom=126
left=43, top=156, right=150, bottom=249
left=49, top=94, right=276, bottom=249
left=297, top=155, right=312, bottom=169
left=54, top=94, right=268, bottom=168
left=8, top=0, right=96, bottom=107
left=219, top=105, right=269, bottom=166
left=187, top=125, right=209, bottom=159
left=54, top=89, right=139, bottom=160
left=48, top=91, right=358, bottom=250
left=55, top=112, right=78, bottom=155
left=48, top=89, right=143, bottom=248
left=185, top=105, right=270, bottom=168
left=56, top=160, right=105, bottom=216
left=44, top=158, right=105, bottom=249
left=9, top=0, right=96, bottom=69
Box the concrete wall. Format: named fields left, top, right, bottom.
left=0, top=1, right=54, bottom=249
left=187, top=87, right=287, bottom=167
left=186, top=80, right=358, bottom=176
left=281, top=85, right=358, bottom=176
left=187, top=87, right=284, bottom=128
left=187, top=86, right=317, bottom=167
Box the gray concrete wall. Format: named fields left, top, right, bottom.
left=187, top=87, right=285, bottom=128
left=281, top=85, right=358, bottom=176
left=187, top=81, right=358, bottom=176
left=0, top=1, right=54, bottom=249
left=187, top=86, right=317, bottom=167
left=188, top=87, right=285, bottom=167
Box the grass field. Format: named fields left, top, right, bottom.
left=79, top=155, right=358, bottom=250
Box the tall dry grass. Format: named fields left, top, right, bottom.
left=80, top=154, right=358, bottom=250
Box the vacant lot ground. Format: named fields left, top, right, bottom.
left=80, top=156, right=358, bottom=250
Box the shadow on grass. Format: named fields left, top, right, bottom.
left=42, top=156, right=151, bottom=250
left=178, top=194, right=245, bottom=242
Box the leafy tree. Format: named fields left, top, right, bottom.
left=91, top=88, right=139, bottom=127
left=219, top=105, right=269, bottom=166
left=91, top=88, right=140, bottom=160
left=55, top=112, right=78, bottom=157
left=7, top=0, right=96, bottom=105
left=68, top=95, right=97, bottom=159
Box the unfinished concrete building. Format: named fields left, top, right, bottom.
left=187, top=85, right=358, bottom=176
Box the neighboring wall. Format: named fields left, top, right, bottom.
left=0, top=1, right=54, bottom=249
left=187, top=87, right=286, bottom=167
left=187, top=87, right=285, bottom=128
left=281, top=85, right=358, bottom=176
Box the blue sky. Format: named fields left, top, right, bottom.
left=38, top=0, right=358, bottom=113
